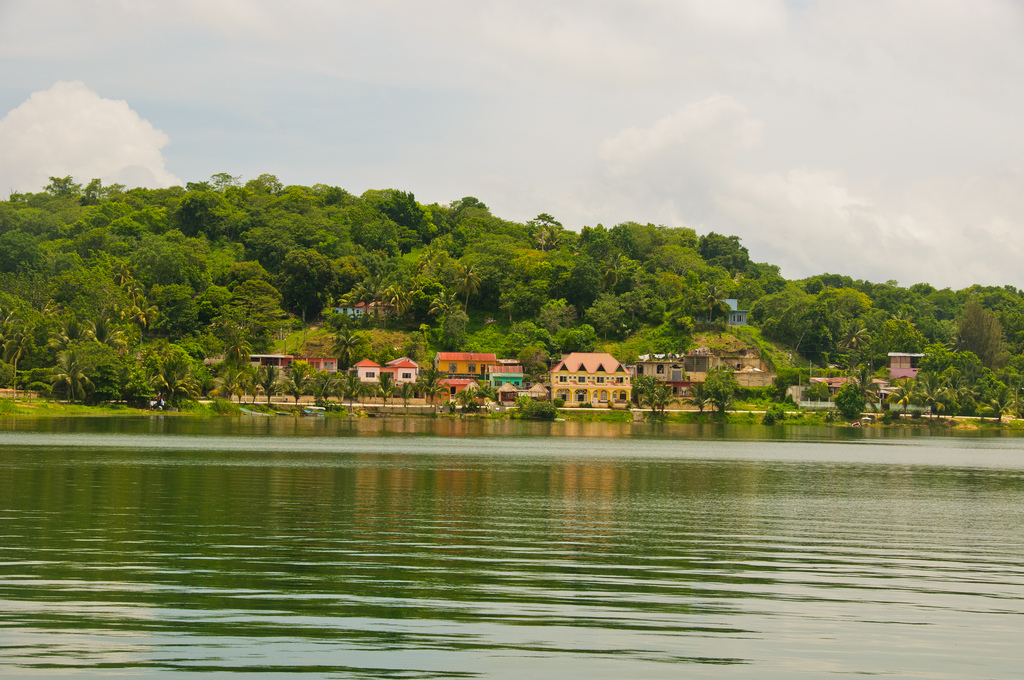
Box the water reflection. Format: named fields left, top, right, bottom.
left=1, top=424, right=1024, bottom=677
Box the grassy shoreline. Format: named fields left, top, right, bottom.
left=3, top=398, right=1023, bottom=432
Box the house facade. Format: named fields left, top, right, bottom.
left=434, top=352, right=498, bottom=380
left=550, top=352, right=631, bottom=407
left=888, top=353, right=924, bottom=379
left=332, top=301, right=395, bottom=319
left=724, top=299, right=748, bottom=326
left=489, top=361, right=525, bottom=388
left=250, top=354, right=338, bottom=373
left=352, top=357, right=420, bottom=384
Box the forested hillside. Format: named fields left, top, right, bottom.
left=0, top=173, right=1021, bottom=412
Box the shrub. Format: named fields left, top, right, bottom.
left=834, top=382, right=866, bottom=420
left=577, top=402, right=593, bottom=408
left=515, top=400, right=558, bottom=421
left=211, top=398, right=241, bottom=415
left=553, top=398, right=565, bottom=408
left=761, top=405, right=786, bottom=425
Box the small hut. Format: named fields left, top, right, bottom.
left=523, top=383, right=549, bottom=401
left=497, top=382, right=520, bottom=404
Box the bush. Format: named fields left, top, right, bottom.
left=577, top=402, right=593, bottom=408
left=211, top=398, right=241, bottom=415
left=834, top=382, right=866, bottom=420
left=553, top=398, right=565, bottom=408
left=515, top=400, right=558, bottom=421
left=761, top=406, right=787, bottom=425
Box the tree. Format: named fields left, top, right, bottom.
left=955, top=298, right=1004, bottom=369
left=455, top=263, right=482, bottom=311
left=151, top=284, right=200, bottom=337
left=258, top=365, right=282, bottom=405
left=988, top=385, right=1017, bottom=423
left=339, top=373, right=365, bottom=409
left=704, top=368, right=739, bottom=414
left=212, top=365, right=246, bottom=401
left=834, top=382, right=866, bottom=420
left=284, top=361, right=313, bottom=405
left=647, top=382, right=674, bottom=416
left=441, top=308, right=469, bottom=350
left=50, top=349, right=94, bottom=403
left=886, top=378, right=918, bottom=415
left=698, top=232, right=750, bottom=273
left=331, top=329, right=362, bottom=371
left=585, top=293, right=624, bottom=340
left=3, top=327, right=31, bottom=399
left=150, top=353, right=199, bottom=406
left=684, top=382, right=711, bottom=414
left=916, top=372, right=949, bottom=417
left=377, top=371, right=396, bottom=410
left=398, top=381, right=416, bottom=414
left=279, top=249, right=337, bottom=321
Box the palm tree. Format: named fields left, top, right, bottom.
left=429, top=289, right=461, bottom=318
left=212, top=365, right=246, bottom=401
left=684, top=382, right=711, bottom=414
left=50, top=349, right=94, bottom=403
left=223, top=334, right=253, bottom=368
left=151, top=354, right=199, bottom=406
left=886, top=378, right=918, bottom=416
left=916, top=372, right=949, bottom=418
left=398, top=381, right=416, bottom=414
left=475, top=383, right=497, bottom=406
left=92, top=316, right=127, bottom=352
left=339, top=373, right=366, bottom=409
left=312, top=371, right=336, bottom=405
left=284, top=361, right=313, bottom=406
left=455, top=264, right=481, bottom=311
left=455, top=385, right=478, bottom=411
left=377, top=371, right=396, bottom=411
left=602, top=254, right=623, bottom=291
left=258, top=365, right=282, bottom=405
left=702, top=283, right=728, bottom=324
left=649, top=382, right=674, bottom=416
left=3, top=328, right=30, bottom=399
left=242, top=365, right=260, bottom=404
left=988, top=385, right=1017, bottom=423
left=50, top=316, right=94, bottom=350
left=331, top=329, right=361, bottom=371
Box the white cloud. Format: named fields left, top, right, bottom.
left=0, top=81, right=179, bottom=194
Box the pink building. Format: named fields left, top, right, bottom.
left=250, top=355, right=338, bottom=373
left=353, top=357, right=420, bottom=384
left=888, top=353, right=924, bottom=379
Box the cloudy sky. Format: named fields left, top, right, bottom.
left=1, top=0, right=1023, bottom=288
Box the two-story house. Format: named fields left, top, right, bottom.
left=434, top=352, right=498, bottom=380
left=549, top=352, right=631, bottom=407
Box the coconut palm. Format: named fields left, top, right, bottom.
left=886, top=378, right=918, bottom=416
left=50, top=349, right=94, bottom=403
left=223, top=334, right=253, bottom=368
left=50, top=316, right=94, bottom=350
left=455, top=385, right=478, bottom=411
left=3, top=328, right=30, bottom=399
left=212, top=365, right=247, bottom=401
left=701, top=283, right=729, bottom=323
left=429, top=290, right=461, bottom=318
left=312, top=371, right=336, bottom=405
left=397, top=381, right=416, bottom=414
left=283, top=361, right=313, bottom=405
left=648, top=382, right=675, bottom=416
left=988, top=385, right=1017, bottom=423
left=475, top=383, right=497, bottom=405
left=339, top=373, right=365, bottom=409
left=455, top=264, right=481, bottom=311
left=377, top=371, right=396, bottom=410
left=150, top=354, right=199, bottom=405
left=92, top=316, right=127, bottom=352
left=258, top=365, right=281, bottom=405
left=331, top=329, right=361, bottom=371
left=684, top=382, right=712, bottom=414
left=916, top=372, right=949, bottom=418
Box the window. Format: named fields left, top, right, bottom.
left=616, top=377, right=623, bottom=384
left=574, top=389, right=587, bottom=403
left=596, top=376, right=605, bottom=384
left=449, top=364, right=457, bottom=373
left=559, top=376, right=567, bottom=383
left=656, top=365, right=664, bottom=374
left=402, top=372, right=412, bottom=380
left=366, top=372, right=376, bottom=378
left=637, top=365, right=644, bottom=375
left=468, top=364, right=476, bottom=373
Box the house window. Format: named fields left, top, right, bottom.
left=559, top=376, right=567, bottom=383
left=637, top=365, right=644, bottom=375
left=616, top=377, right=623, bottom=384
left=596, top=376, right=605, bottom=384
left=574, top=389, right=587, bottom=403
left=656, top=365, right=664, bottom=374
left=366, top=372, right=375, bottom=378
left=449, top=364, right=457, bottom=373
left=402, top=372, right=412, bottom=379
left=468, top=364, right=476, bottom=373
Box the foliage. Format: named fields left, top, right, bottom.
left=834, top=382, right=866, bottom=420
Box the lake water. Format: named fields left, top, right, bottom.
left=2, top=416, right=1024, bottom=678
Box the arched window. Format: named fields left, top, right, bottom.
left=574, top=389, right=587, bottom=403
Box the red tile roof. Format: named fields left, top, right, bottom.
left=550, top=352, right=627, bottom=374
left=387, top=359, right=419, bottom=369
left=436, top=352, right=497, bottom=362
left=353, top=359, right=381, bottom=368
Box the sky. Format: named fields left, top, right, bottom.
left=1, top=0, right=1023, bottom=289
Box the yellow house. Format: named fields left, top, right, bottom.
left=433, top=352, right=498, bottom=379
left=550, top=352, right=631, bottom=407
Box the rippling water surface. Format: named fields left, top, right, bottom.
left=2, top=417, right=1024, bottom=678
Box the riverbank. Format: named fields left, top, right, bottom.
left=3, top=397, right=1023, bottom=432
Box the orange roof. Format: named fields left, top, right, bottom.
left=440, top=378, right=479, bottom=386
left=387, top=359, right=419, bottom=369
left=353, top=359, right=380, bottom=368
left=436, top=352, right=497, bottom=362
left=550, top=352, right=627, bottom=374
